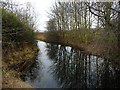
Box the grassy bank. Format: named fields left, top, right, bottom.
left=2, top=2, right=39, bottom=88
left=36, top=29, right=119, bottom=60
left=3, top=45, right=39, bottom=72
left=2, top=63, right=33, bottom=89
left=2, top=45, right=38, bottom=88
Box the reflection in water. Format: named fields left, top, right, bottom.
left=47, top=43, right=120, bottom=88
left=23, top=41, right=59, bottom=88
left=23, top=41, right=120, bottom=88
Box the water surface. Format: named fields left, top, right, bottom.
left=23, top=41, right=120, bottom=88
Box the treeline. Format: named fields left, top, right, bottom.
left=1, top=0, right=37, bottom=50
left=47, top=1, right=120, bottom=57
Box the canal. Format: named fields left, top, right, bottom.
left=22, top=41, right=120, bottom=88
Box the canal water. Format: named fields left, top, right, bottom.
left=22, top=41, right=120, bottom=88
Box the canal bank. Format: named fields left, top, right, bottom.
left=2, top=45, right=39, bottom=88
left=36, top=32, right=120, bottom=61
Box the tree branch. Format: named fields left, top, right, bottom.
left=89, top=6, right=104, bottom=17
left=111, top=8, right=120, bottom=13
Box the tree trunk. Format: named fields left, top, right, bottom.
left=118, top=1, right=120, bottom=49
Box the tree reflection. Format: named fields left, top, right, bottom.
left=46, top=43, right=59, bottom=60
left=47, top=44, right=120, bottom=88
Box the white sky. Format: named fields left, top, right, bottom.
left=6, top=0, right=56, bottom=32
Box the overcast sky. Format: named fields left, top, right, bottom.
left=6, top=0, right=56, bottom=32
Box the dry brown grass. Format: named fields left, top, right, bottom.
left=36, top=30, right=119, bottom=59
left=2, top=69, right=33, bottom=89
left=2, top=45, right=39, bottom=89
